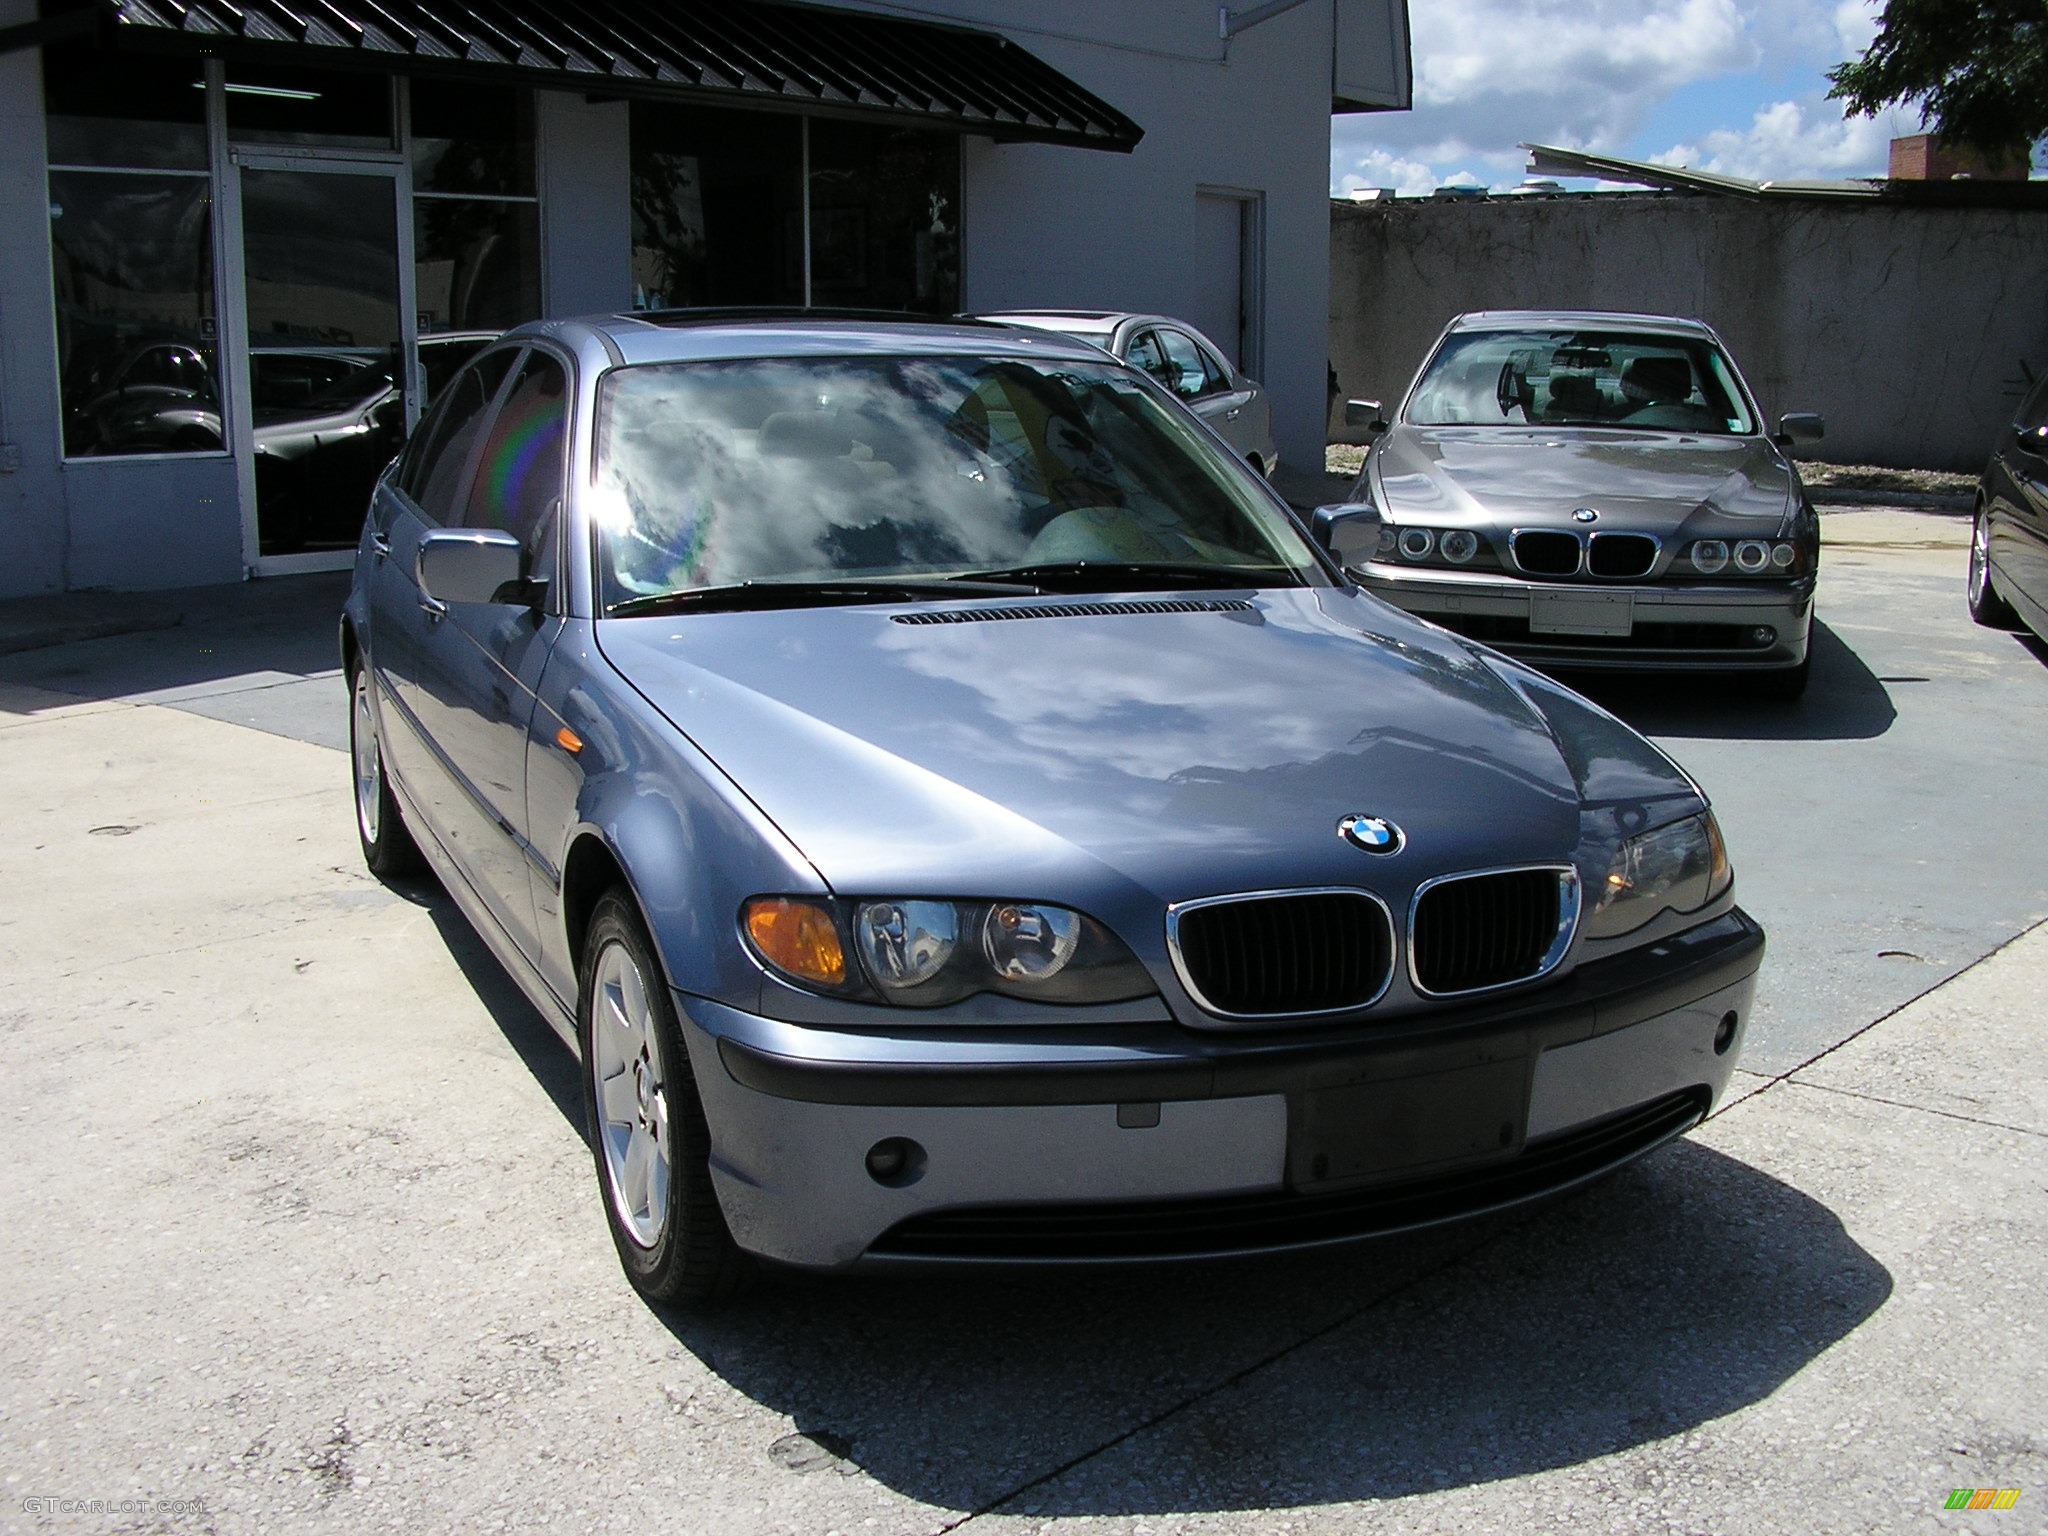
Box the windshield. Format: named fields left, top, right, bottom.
left=591, top=355, right=1323, bottom=612
left=1407, top=329, right=1756, bottom=435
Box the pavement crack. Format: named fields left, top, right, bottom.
left=1710, top=915, right=2048, bottom=1120
left=929, top=1207, right=1560, bottom=1534
left=1781, top=1078, right=2046, bottom=1140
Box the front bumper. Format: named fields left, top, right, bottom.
left=1357, top=563, right=1814, bottom=673
left=678, top=910, right=1764, bottom=1268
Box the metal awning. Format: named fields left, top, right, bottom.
left=69, top=0, right=1144, bottom=151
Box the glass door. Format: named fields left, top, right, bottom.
left=230, top=153, right=416, bottom=573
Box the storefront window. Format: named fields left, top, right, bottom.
left=807, top=120, right=959, bottom=314
left=630, top=103, right=802, bottom=309
left=224, top=63, right=392, bottom=151
left=44, top=46, right=218, bottom=457
left=410, top=81, right=540, bottom=347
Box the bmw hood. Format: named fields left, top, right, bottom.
left=1373, top=426, right=1795, bottom=532
left=597, top=588, right=1699, bottom=903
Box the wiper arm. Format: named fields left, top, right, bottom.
left=949, top=561, right=1295, bottom=594
left=606, top=575, right=1039, bottom=618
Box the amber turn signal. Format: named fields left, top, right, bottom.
left=743, top=897, right=847, bottom=987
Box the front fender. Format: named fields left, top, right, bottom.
left=530, top=622, right=823, bottom=1010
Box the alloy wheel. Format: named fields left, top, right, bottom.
left=351, top=668, right=382, bottom=847
left=591, top=940, right=672, bottom=1249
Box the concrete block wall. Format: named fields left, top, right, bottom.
left=1330, top=194, right=2048, bottom=473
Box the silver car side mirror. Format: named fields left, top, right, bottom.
left=1776, top=412, right=1824, bottom=446
left=1311, top=503, right=1383, bottom=568
left=417, top=528, right=526, bottom=606
left=1343, top=398, right=1389, bottom=434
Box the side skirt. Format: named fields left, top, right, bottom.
left=387, top=771, right=581, bottom=1054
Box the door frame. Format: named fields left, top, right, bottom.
left=219, top=144, right=420, bottom=577
left=1194, top=185, right=1265, bottom=382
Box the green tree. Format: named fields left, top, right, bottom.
left=1828, top=0, right=2048, bottom=163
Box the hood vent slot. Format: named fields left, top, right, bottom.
left=892, top=598, right=1254, bottom=626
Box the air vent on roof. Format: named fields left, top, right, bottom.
left=891, top=599, right=1254, bottom=626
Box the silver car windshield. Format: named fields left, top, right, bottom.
left=591, top=355, right=1323, bottom=612
left=1407, top=330, right=1757, bottom=435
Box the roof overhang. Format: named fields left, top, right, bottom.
left=54, top=0, right=1144, bottom=152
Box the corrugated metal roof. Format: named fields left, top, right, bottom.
left=87, top=0, right=1144, bottom=150
left=1523, top=142, right=2048, bottom=209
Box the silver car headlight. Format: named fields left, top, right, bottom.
left=1584, top=811, right=1732, bottom=940
left=743, top=895, right=1152, bottom=1007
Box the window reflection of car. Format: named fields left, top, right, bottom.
left=341, top=310, right=1764, bottom=1308
left=970, top=310, right=1281, bottom=478
left=66, top=334, right=495, bottom=459
left=1968, top=369, right=2048, bottom=644
left=1342, top=310, right=1825, bottom=699
left=254, top=332, right=499, bottom=551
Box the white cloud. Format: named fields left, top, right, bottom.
left=1332, top=0, right=1899, bottom=195
left=1658, top=98, right=1902, bottom=180
left=1337, top=149, right=1448, bottom=198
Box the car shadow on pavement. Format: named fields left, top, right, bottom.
left=652, top=1137, right=1889, bottom=1517
left=1569, top=619, right=1895, bottom=742
left=419, top=889, right=586, bottom=1131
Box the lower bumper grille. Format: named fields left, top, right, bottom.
left=1431, top=614, right=1775, bottom=651
left=869, top=1089, right=1709, bottom=1261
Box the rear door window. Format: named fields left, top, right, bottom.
left=399, top=347, right=517, bottom=523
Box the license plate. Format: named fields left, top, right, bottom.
left=1529, top=589, right=1634, bottom=637
left=1292, top=1055, right=1529, bottom=1189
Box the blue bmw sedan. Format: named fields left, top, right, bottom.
left=342, top=310, right=1762, bottom=1305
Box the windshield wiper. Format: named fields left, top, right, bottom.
left=946, top=561, right=1296, bottom=594
left=606, top=575, right=1039, bottom=618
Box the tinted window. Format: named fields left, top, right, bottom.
left=401, top=348, right=516, bottom=522
left=1408, top=329, right=1756, bottom=435
left=1123, top=331, right=1170, bottom=387
left=592, top=356, right=1324, bottom=612
left=459, top=351, right=567, bottom=555
left=2017, top=375, right=2048, bottom=434
left=1156, top=329, right=1225, bottom=400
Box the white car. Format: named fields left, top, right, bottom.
left=974, top=310, right=1280, bottom=477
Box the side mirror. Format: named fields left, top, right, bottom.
left=417, top=528, right=526, bottom=606
left=1310, top=502, right=1383, bottom=568
left=1344, top=398, right=1389, bottom=434
left=1776, top=412, right=1825, bottom=446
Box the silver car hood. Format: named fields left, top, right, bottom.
left=1373, top=426, right=1795, bottom=532
left=596, top=588, right=1695, bottom=902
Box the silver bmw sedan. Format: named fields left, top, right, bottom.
left=1342, top=311, right=1824, bottom=698
left=343, top=309, right=1762, bottom=1306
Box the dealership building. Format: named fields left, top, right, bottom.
left=0, top=0, right=1409, bottom=595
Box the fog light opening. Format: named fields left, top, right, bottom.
left=1713, top=1011, right=1739, bottom=1056
left=864, top=1136, right=927, bottom=1188
left=1750, top=626, right=1777, bottom=646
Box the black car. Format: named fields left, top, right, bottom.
left=1970, top=370, right=2048, bottom=642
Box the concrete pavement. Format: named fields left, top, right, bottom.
left=0, top=514, right=2043, bottom=1534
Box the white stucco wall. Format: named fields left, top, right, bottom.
left=840, top=0, right=1391, bottom=476
left=0, top=0, right=71, bottom=597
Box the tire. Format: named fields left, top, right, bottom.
left=579, top=890, right=747, bottom=1308
left=1968, top=504, right=2020, bottom=628
left=349, top=660, right=423, bottom=877
left=1749, top=650, right=1811, bottom=701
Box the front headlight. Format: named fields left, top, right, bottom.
left=1584, top=811, right=1732, bottom=940
left=743, top=895, right=1152, bottom=1007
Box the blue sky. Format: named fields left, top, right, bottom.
left=1331, top=0, right=1937, bottom=195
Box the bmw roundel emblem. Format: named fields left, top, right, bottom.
left=1338, top=814, right=1405, bottom=855
left=1572, top=507, right=1600, bottom=523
